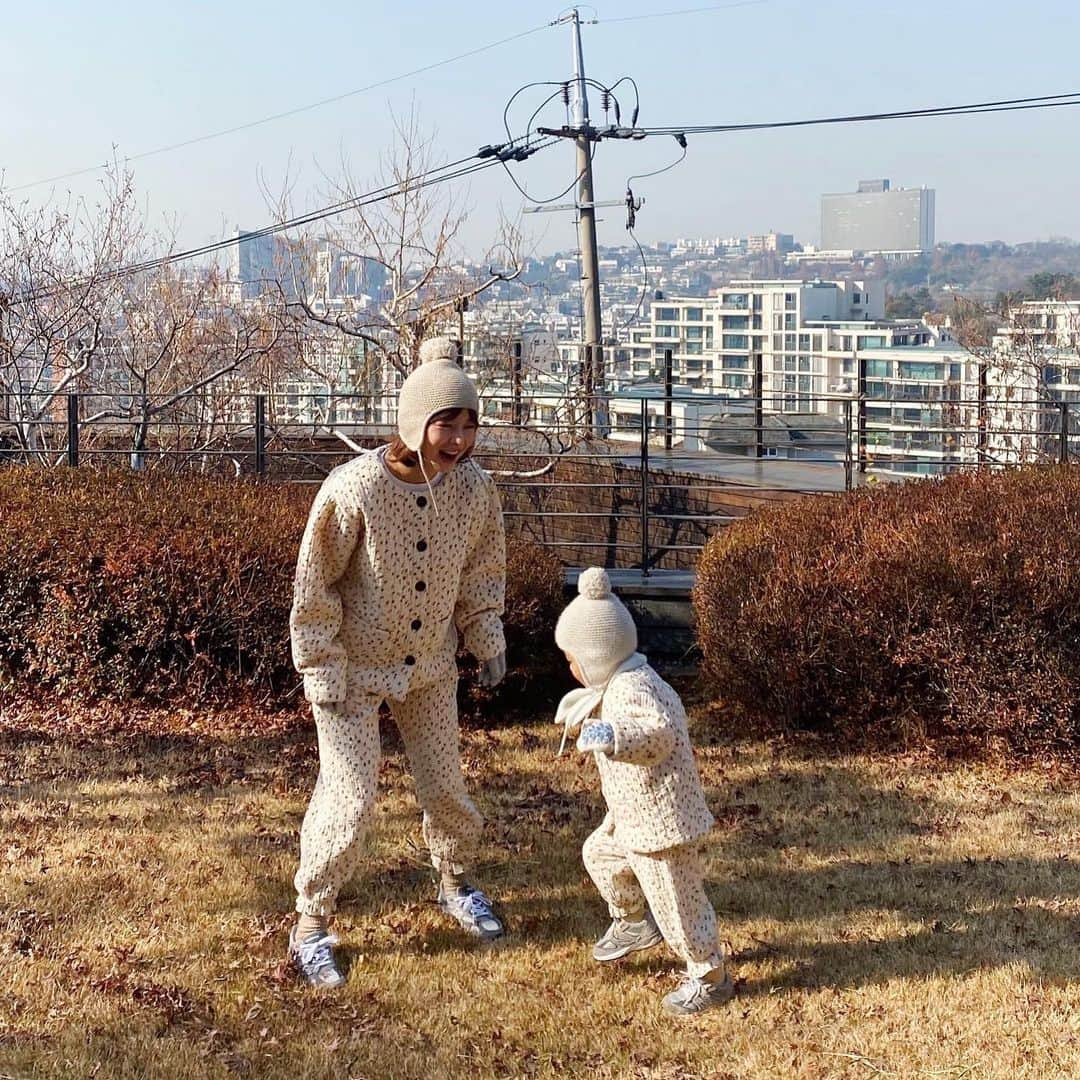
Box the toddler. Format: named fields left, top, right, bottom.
left=554, top=567, right=732, bottom=1015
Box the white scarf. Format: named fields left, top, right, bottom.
left=553, top=652, right=648, bottom=755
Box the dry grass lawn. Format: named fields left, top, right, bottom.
left=2, top=689, right=1079, bottom=1079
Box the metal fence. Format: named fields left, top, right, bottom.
left=2, top=389, right=1077, bottom=572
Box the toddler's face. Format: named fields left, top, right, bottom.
left=423, top=409, right=477, bottom=474
left=563, top=650, right=585, bottom=686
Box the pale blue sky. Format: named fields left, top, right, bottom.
left=3, top=1, right=1079, bottom=257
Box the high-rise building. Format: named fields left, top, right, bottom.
left=314, top=241, right=388, bottom=300
left=820, top=179, right=935, bottom=254
left=230, top=230, right=281, bottom=299
left=229, top=229, right=307, bottom=300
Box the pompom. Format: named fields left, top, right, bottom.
left=578, top=567, right=611, bottom=600
left=418, top=336, right=457, bottom=365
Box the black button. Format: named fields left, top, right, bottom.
left=411, top=619, right=422, bottom=631
left=416, top=539, right=428, bottom=552
left=415, top=580, right=426, bottom=591
left=404, top=655, right=416, bottom=666
left=416, top=496, right=427, bottom=508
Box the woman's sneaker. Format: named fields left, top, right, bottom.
left=288, top=926, right=347, bottom=989
left=437, top=884, right=505, bottom=941
left=662, top=972, right=735, bottom=1016
left=592, top=912, right=663, bottom=962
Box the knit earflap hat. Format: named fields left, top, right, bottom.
left=554, top=567, right=638, bottom=687
left=397, top=336, right=479, bottom=452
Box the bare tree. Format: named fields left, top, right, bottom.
left=0, top=171, right=138, bottom=459
left=82, top=265, right=292, bottom=470
left=272, top=108, right=523, bottom=389
left=952, top=294, right=1080, bottom=465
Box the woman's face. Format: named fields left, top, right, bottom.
left=422, top=409, right=478, bottom=474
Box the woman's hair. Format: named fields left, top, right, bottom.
left=385, top=407, right=479, bottom=467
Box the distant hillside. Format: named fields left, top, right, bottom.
left=884, top=240, right=1080, bottom=299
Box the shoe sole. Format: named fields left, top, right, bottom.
left=592, top=929, right=663, bottom=962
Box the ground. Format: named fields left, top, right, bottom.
left=1, top=693, right=1078, bottom=1080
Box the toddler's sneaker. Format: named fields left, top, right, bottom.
left=437, top=884, right=505, bottom=941
left=288, top=925, right=347, bottom=989
left=592, top=911, right=663, bottom=961
left=662, top=971, right=735, bottom=1016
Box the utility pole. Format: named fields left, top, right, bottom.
left=562, top=9, right=603, bottom=429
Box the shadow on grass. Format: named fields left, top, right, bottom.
left=4, top=716, right=1079, bottom=997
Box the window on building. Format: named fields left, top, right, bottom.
left=722, top=372, right=750, bottom=389
left=656, top=307, right=678, bottom=321
left=724, top=315, right=749, bottom=330
left=721, top=293, right=748, bottom=308
left=784, top=334, right=796, bottom=351
left=865, top=359, right=892, bottom=378
left=897, top=361, right=943, bottom=381
left=857, top=335, right=887, bottom=349
left=798, top=334, right=811, bottom=351
left=686, top=325, right=704, bottom=340
left=656, top=325, right=678, bottom=338
left=685, top=307, right=704, bottom=321
left=723, top=334, right=748, bottom=349
left=722, top=355, right=749, bottom=369
left=785, top=292, right=797, bottom=310
left=784, top=313, right=797, bottom=331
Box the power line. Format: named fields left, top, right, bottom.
left=630, top=91, right=1080, bottom=136
left=18, top=139, right=558, bottom=302
left=597, top=0, right=769, bottom=23
left=3, top=21, right=554, bottom=195
left=611, top=223, right=651, bottom=336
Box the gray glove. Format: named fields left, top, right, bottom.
left=577, top=721, right=615, bottom=755
left=477, top=651, right=506, bottom=688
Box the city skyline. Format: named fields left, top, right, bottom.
left=3, top=1, right=1080, bottom=264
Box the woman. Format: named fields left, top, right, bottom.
left=287, top=336, right=507, bottom=988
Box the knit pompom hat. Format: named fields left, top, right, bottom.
left=554, top=567, right=638, bottom=687
left=397, top=336, right=479, bottom=451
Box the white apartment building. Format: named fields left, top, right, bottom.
left=622, top=280, right=990, bottom=474
left=633, top=280, right=889, bottom=398
left=986, top=299, right=1080, bottom=464
left=857, top=347, right=980, bottom=474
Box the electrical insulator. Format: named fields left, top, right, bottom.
left=561, top=83, right=570, bottom=107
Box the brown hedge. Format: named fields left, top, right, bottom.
left=0, top=467, right=566, bottom=716
left=694, top=467, right=1080, bottom=755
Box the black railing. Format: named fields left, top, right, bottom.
left=2, top=389, right=1077, bottom=572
